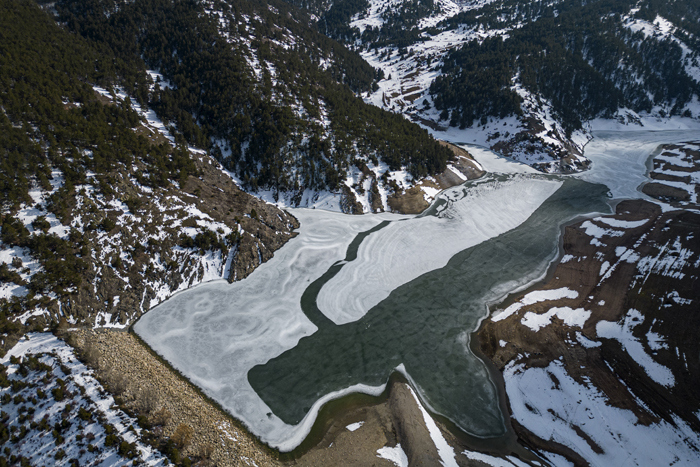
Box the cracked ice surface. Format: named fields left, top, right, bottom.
left=317, top=175, right=563, bottom=324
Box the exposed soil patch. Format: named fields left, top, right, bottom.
left=388, top=142, right=484, bottom=214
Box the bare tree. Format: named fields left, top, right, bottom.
left=103, top=366, right=127, bottom=396
left=81, top=342, right=101, bottom=369
left=136, top=386, right=159, bottom=415
left=150, top=407, right=172, bottom=427
left=171, top=423, right=194, bottom=450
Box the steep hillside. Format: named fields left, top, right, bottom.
left=0, top=0, right=298, bottom=351
left=479, top=196, right=700, bottom=464
left=307, top=0, right=700, bottom=172
left=476, top=141, right=700, bottom=464
left=56, top=0, right=455, bottom=211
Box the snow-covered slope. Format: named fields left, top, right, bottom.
left=1, top=333, right=167, bottom=466
left=315, top=0, right=700, bottom=173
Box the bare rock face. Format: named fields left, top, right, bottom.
left=177, top=160, right=299, bottom=282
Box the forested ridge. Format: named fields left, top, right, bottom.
left=0, top=0, right=455, bottom=340
left=431, top=0, right=700, bottom=132
left=0, top=0, right=201, bottom=334
left=56, top=0, right=451, bottom=192
left=283, top=0, right=700, bottom=168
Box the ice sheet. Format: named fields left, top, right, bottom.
left=317, top=175, right=563, bottom=324
left=458, top=144, right=540, bottom=174
left=578, top=130, right=700, bottom=200
left=134, top=209, right=404, bottom=450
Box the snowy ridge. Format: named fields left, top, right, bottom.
left=596, top=309, right=675, bottom=388
left=406, top=386, right=458, bottom=467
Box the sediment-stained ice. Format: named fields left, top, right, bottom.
left=317, top=175, right=563, bottom=324
left=134, top=208, right=405, bottom=450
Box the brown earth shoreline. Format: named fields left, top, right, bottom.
left=64, top=329, right=463, bottom=466
left=477, top=197, right=700, bottom=464
left=66, top=326, right=546, bottom=466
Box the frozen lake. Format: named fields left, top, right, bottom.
left=134, top=130, right=699, bottom=451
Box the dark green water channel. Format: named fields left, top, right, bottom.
left=249, top=177, right=611, bottom=439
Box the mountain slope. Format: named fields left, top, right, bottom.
left=0, top=0, right=298, bottom=351
left=305, top=0, right=700, bottom=172
left=56, top=0, right=455, bottom=210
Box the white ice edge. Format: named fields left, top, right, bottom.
left=407, top=385, right=459, bottom=467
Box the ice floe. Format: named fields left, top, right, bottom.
left=346, top=421, right=364, bottom=432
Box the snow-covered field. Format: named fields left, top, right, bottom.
left=505, top=360, right=700, bottom=466
left=1, top=333, right=166, bottom=466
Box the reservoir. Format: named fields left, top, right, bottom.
left=134, top=130, right=698, bottom=451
